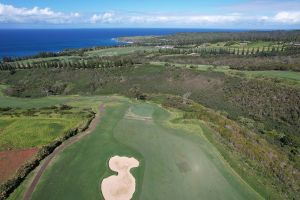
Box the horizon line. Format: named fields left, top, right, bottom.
left=0, top=27, right=299, bottom=31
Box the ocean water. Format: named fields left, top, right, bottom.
left=0, top=28, right=244, bottom=58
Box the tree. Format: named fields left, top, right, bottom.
left=2, top=56, right=13, bottom=63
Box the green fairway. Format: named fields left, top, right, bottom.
left=31, top=97, right=262, bottom=200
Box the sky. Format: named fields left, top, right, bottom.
left=0, top=0, right=299, bottom=29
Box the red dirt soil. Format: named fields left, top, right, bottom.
left=0, top=148, right=38, bottom=184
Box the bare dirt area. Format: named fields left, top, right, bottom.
left=0, top=148, right=38, bottom=184
left=101, top=156, right=139, bottom=200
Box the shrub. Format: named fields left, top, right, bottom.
left=0, top=107, right=12, bottom=112
left=59, top=104, right=72, bottom=110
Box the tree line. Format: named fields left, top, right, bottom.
left=132, top=30, right=300, bottom=45
left=0, top=56, right=135, bottom=71
left=157, top=45, right=300, bottom=56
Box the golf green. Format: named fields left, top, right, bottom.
left=31, top=97, right=262, bottom=200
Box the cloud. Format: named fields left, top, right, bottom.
left=227, top=0, right=300, bottom=13
left=89, top=13, right=241, bottom=25
left=90, top=12, right=117, bottom=24
left=88, top=11, right=300, bottom=26
left=0, top=3, right=80, bottom=24
left=273, top=11, right=300, bottom=24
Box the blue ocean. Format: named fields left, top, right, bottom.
left=0, top=28, right=244, bottom=58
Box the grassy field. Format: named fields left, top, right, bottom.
left=200, top=41, right=282, bottom=50
left=0, top=117, right=81, bottom=150
left=150, top=62, right=300, bottom=85
left=0, top=95, right=68, bottom=109
left=0, top=86, right=102, bottom=110
left=84, top=46, right=157, bottom=57
left=30, top=97, right=262, bottom=200
left=243, top=70, right=300, bottom=82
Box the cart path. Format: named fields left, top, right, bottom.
left=23, top=103, right=105, bottom=200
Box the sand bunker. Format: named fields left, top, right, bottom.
left=101, top=156, right=139, bottom=200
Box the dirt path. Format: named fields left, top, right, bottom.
left=22, top=103, right=105, bottom=200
